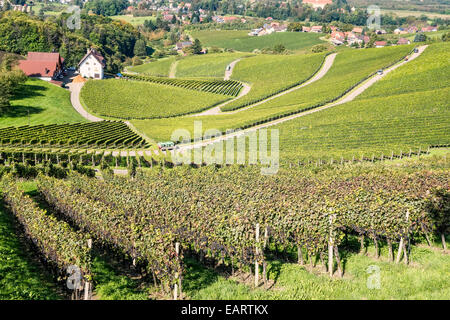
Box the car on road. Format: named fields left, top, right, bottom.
left=158, top=141, right=176, bottom=151
left=377, top=69, right=383, bottom=75
left=414, top=48, right=419, bottom=53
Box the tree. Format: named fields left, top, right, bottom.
left=191, top=39, right=202, bottom=54
left=311, top=44, right=329, bottom=53
left=133, top=39, right=147, bottom=57
left=414, top=33, right=427, bottom=43
left=273, top=44, right=286, bottom=54
left=442, top=32, right=450, bottom=42
left=0, top=54, right=27, bottom=114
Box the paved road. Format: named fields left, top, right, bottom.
left=67, top=82, right=104, bottom=122
left=178, top=46, right=427, bottom=152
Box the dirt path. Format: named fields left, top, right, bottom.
left=224, top=58, right=241, bottom=80
left=192, top=53, right=337, bottom=117
left=178, top=46, right=427, bottom=152
left=169, top=60, right=178, bottom=78
left=191, top=83, right=252, bottom=117
left=67, top=82, right=104, bottom=122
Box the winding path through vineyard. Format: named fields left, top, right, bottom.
left=224, top=58, right=241, bottom=80
left=68, top=82, right=104, bottom=122
left=194, top=53, right=337, bottom=116
left=178, top=46, right=428, bottom=151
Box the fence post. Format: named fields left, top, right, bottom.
left=328, top=214, right=335, bottom=276
left=84, top=239, right=93, bottom=301
left=255, top=223, right=260, bottom=288
left=396, top=210, right=410, bottom=264
left=391, top=151, right=394, bottom=161
left=263, top=227, right=268, bottom=285
left=174, top=242, right=180, bottom=300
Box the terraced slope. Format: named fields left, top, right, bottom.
left=221, top=52, right=326, bottom=111
left=123, top=75, right=243, bottom=97
left=176, top=52, right=250, bottom=78
left=0, top=121, right=149, bottom=149
left=131, top=45, right=414, bottom=142
left=274, top=42, right=449, bottom=162
left=127, top=56, right=176, bottom=77
left=80, top=79, right=230, bottom=119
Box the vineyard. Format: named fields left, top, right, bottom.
left=80, top=79, right=231, bottom=119
left=175, top=52, right=250, bottom=78
left=219, top=52, right=326, bottom=111
left=274, top=42, right=450, bottom=163
left=131, top=45, right=415, bottom=142
left=0, top=159, right=448, bottom=299
left=0, top=121, right=148, bottom=150
left=128, top=56, right=176, bottom=77
left=123, top=74, right=244, bottom=97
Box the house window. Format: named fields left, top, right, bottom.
left=94, top=73, right=100, bottom=79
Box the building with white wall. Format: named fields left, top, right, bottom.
left=78, top=49, right=106, bottom=79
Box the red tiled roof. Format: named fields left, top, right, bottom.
left=78, top=49, right=106, bottom=68
left=27, top=52, right=61, bottom=62
left=303, top=0, right=333, bottom=5
left=375, top=41, right=387, bottom=46
left=18, top=60, right=58, bottom=77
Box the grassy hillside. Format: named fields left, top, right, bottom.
left=80, top=79, right=230, bottom=119
left=131, top=45, right=413, bottom=142
left=0, top=79, right=87, bottom=128
left=190, top=30, right=324, bottom=52
left=274, top=42, right=450, bottom=162
left=176, top=52, right=251, bottom=78
left=221, top=52, right=326, bottom=111
left=128, top=56, right=176, bottom=76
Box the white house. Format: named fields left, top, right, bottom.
left=78, top=49, right=106, bottom=79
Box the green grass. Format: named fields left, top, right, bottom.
left=273, top=42, right=449, bottom=162
left=189, top=30, right=324, bottom=52
left=221, top=52, right=326, bottom=111
left=0, top=186, right=61, bottom=300
left=380, top=9, right=450, bottom=19
left=80, top=79, right=230, bottom=119
left=91, top=255, right=150, bottom=300
left=0, top=78, right=87, bottom=128
left=128, top=56, right=176, bottom=76
left=175, top=52, right=251, bottom=78
left=110, top=15, right=156, bottom=26
left=185, top=245, right=450, bottom=300
left=131, top=45, right=413, bottom=142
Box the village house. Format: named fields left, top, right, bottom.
left=397, top=38, right=411, bottom=45
left=422, top=26, right=438, bottom=32
left=302, top=0, right=333, bottom=10
left=78, top=48, right=106, bottom=79
left=352, top=27, right=363, bottom=34
left=18, top=52, right=64, bottom=82
left=375, top=41, right=387, bottom=48
left=302, top=26, right=311, bottom=32
left=310, top=26, right=323, bottom=33
left=174, top=41, right=193, bottom=53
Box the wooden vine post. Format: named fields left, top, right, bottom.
left=84, top=239, right=93, bottom=300
left=255, top=223, right=260, bottom=288
left=174, top=242, right=180, bottom=300
left=396, top=210, right=410, bottom=264
left=328, top=214, right=335, bottom=277
left=262, top=227, right=268, bottom=286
